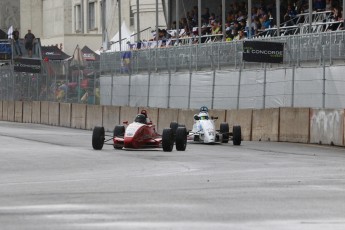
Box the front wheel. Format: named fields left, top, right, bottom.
left=220, top=122, right=229, bottom=143
left=92, top=126, right=105, bottom=150
left=162, top=128, right=174, bottom=152
left=233, top=125, right=242, bottom=146
left=176, top=127, right=187, bottom=151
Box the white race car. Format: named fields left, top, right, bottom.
left=186, top=106, right=242, bottom=145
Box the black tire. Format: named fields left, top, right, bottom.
left=170, top=121, right=179, bottom=136
left=220, top=122, right=229, bottom=143
left=233, top=125, right=242, bottom=146
left=92, top=126, right=105, bottom=150
left=176, top=127, right=187, bottom=151
left=162, top=128, right=174, bottom=152
left=113, top=125, right=125, bottom=149
left=113, top=125, right=125, bottom=137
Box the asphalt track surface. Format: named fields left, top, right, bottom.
left=1, top=121, right=345, bottom=230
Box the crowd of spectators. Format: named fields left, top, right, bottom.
left=145, top=0, right=343, bottom=47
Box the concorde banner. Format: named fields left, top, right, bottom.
left=14, top=58, right=42, bottom=73
left=243, top=41, right=284, bottom=64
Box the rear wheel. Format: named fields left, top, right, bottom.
left=92, top=126, right=105, bottom=150
left=170, top=122, right=179, bottom=136
left=113, top=125, right=125, bottom=149
left=220, top=122, right=229, bottom=143
left=233, top=125, right=242, bottom=146
left=113, top=125, right=125, bottom=137
left=162, top=128, right=174, bottom=152
left=176, top=127, right=187, bottom=151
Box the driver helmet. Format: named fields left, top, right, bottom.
left=134, top=114, right=146, bottom=124
left=200, top=106, right=209, bottom=113
left=199, top=112, right=209, bottom=120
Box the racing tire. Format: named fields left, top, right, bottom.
left=175, top=127, right=187, bottom=151
left=220, top=122, right=229, bottom=143
left=113, top=125, right=125, bottom=149
left=170, top=121, right=179, bottom=137
left=162, top=128, right=174, bottom=152
left=233, top=125, right=242, bottom=146
left=113, top=125, right=125, bottom=137
left=92, top=126, right=105, bottom=150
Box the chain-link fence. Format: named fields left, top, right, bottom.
left=100, top=30, right=345, bottom=75
left=0, top=60, right=101, bottom=104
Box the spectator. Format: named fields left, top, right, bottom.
left=261, top=14, right=272, bottom=29
left=253, top=16, right=262, bottom=35
left=211, top=20, right=221, bottom=35
left=225, top=31, right=234, bottom=42
left=314, top=0, right=326, bottom=11
left=202, top=7, right=210, bottom=24
left=24, top=29, right=35, bottom=58
left=209, top=13, right=216, bottom=25
left=12, top=28, right=22, bottom=56
left=234, top=30, right=246, bottom=40
left=286, top=4, right=298, bottom=18
left=329, top=6, right=343, bottom=30
left=121, top=44, right=132, bottom=73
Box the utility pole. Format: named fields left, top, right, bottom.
left=101, top=0, right=108, bottom=50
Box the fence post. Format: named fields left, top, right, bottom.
left=211, top=70, right=216, bottom=109
left=188, top=72, right=192, bottom=109
left=291, top=65, right=295, bottom=107
left=147, top=71, right=151, bottom=107
left=110, top=74, right=114, bottom=106
left=167, top=49, right=171, bottom=108
left=263, top=63, right=267, bottom=109
left=322, top=45, right=326, bottom=108
left=237, top=64, right=242, bottom=109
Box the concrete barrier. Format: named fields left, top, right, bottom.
left=252, top=108, right=279, bottom=142
left=139, top=107, right=159, bottom=129
left=226, top=109, right=253, bottom=141
left=86, top=105, right=103, bottom=130
left=157, top=108, right=179, bottom=133
left=279, top=108, right=310, bottom=143
left=177, top=109, right=199, bottom=131
left=7, top=101, right=15, bottom=122
left=40, top=101, right=49, bottom=125
left=102, top=106, right=120, bottom=132
left=14, top=101, right=23, bottom=123
left=48, top=102, right=60, bottom=126
left=59, top=103, right=71, bottom=127
left=120, top=106, right=138, bottom=124
left=32, top=101, right=41, bottom=123
left=71, top=103, right=87, bottom=129
left=310, top=109, right=344, bottom=146
left=23, top=101, right=32, bottom=123
left=0, top=101, right=2, bottom=120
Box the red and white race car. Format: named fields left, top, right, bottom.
left=92, top=110, right=187, bottom=152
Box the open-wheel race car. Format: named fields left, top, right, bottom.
left=187, top=106, right=242, bottom=145
left=92, top=110, right=188, bottom=152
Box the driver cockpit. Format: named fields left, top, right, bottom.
left=134, top=114, right=147, bottom=124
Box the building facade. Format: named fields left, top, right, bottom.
left=19, top=0, right=167, bottom=55
left=0, top=0, right=20, bottom=33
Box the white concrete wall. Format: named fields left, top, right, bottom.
left=20, top=0, right=43, bottom=38
left=0, top=0, right=20, bottom=31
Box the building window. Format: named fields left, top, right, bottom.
left=88, top=2, right=96, bottom=30
left=75, top=4, right=82, bottom=32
